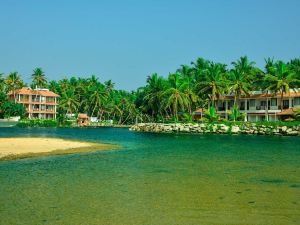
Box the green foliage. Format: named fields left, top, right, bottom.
left=264, top=61, right=298, bottom=111
left=228, top=105, right=245, bottom=121
left=181, top=113, right=194, bottom=123
left=4, top=72, right=24, bottom=94
left=295, top=110, right=300, bottom=121
left=31, top=68, right=47, bottom=88
left=205, top=106, right=219, bottom=121
left=0, top=92, right=26, bottom=118
left=1, top=56, right=300, bottom=125
left=16, top=119, right=58, bottom=128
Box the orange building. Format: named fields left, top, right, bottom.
left=8, top=87, right=59, bottom=119
left=77, top=113, right=89, bottom=126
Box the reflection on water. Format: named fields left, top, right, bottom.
left=0, top=128, right=299, bottom=225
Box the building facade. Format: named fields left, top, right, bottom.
left=8, top=87, right=59, bottom=119
left=212, top=90, right=300, bottom=121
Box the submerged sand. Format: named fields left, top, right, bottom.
left=0, top=137, right=118, bottom=160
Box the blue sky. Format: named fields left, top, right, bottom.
left=1, top=0, right=300, bottom=90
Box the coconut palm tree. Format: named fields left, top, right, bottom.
left=228, top=69, right=252, bottom=108
left=89, top=83, right=107, bottom=118
left=32, top=68, right=47, bottom=88
left=5, top=72, right=24, bottom=101
left=229, top=56, right=255, bottom=108
left=104, top=80, right=115, bottom=94
left=143, top=73, right=167, bottom=120
left=264, top=61, right=297, bottom=111
left=177, top=65, right=198, bottom=114
left=196, top=63, right=226, bottom=109
left=59, top=89, right=80, bottom=114
left=288, top=58, right=300, bottom=82
left=162, top=73, right=189, bottom=121
left=0, top=73, right=4, bottom=93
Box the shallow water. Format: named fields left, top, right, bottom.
left=0, top=127, right=299, bottom=225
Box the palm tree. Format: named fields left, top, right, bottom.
left=288, top=58, right=300, bottom=82
left=59, top=89, right=80, bottom=114
left=228, top=69, right=252, bottom=108
left=32, top=68, right=47, bottom=88
left=5, top=72, right=24, bottom=101
left=196, top=63, right=226, bottom=109
left=0, top=73, right=4, bottom=93
left=143, top=73, right=166, bottom=120
left=177, top=65, right=198, bottom=114
left=104, top=80, right=115, bottom=94
left=89, top=84, right=107, bottom=118
left=229, top=56, right=255, bottom=108
left=162, top=73, right=189, bottom=121
left=264, top=61, right=297, bottom=111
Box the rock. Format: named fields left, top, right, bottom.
left=286, top=130, right=299, bottom=136
left=129, top=123, right=299, bottom=136
left=231, top=126, right=240, bottom=133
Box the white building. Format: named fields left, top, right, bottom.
left=212, top=90, right=300, bottom=121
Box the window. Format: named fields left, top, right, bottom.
left=295, top=97, right=300, bottom=106
left=271, top=98, right=277, bottom=106
left=250, top=99, right=255, bottom=107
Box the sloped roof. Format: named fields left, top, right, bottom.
left=276, top=108, right=300, bottom=116
left=78, top=113, right=89, bottom=119
left=8, top=87, right=59, bottom=97
left=220, top=92, right=300, bottom=100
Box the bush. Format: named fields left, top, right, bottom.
left=228, top=105, right=245, bottom=121
left=205, top=106, right=219, bottom=122
left=16, top=119, right=58, bottom=128
left=0, top=93, right=26, bottom=119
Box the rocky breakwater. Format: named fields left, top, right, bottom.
left=129, top=123, right=300, bottom=136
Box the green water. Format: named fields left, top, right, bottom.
left=0, top=128, right=299, bottom=225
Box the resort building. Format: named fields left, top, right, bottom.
left=212, top=90, right=300, bottom=121
left=8, top=87, right=59, bottom=119
left=77, top=113, right=90, bottom=126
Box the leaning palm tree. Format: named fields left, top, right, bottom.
left=32, top=67, right=47, bottom=88
left=264, top=61, right=297, bottom=111
left=5, top=72, right=24, bottom=101
left=89, top=83, right=108, bottom=119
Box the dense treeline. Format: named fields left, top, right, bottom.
left=1, top=56, right=300, bottom=123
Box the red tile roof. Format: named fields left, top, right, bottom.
left=77, top=113, right=89, bottom=119
left=276, top=108, right=300, bottom=116
left=8, top=87, right=59, bottom=97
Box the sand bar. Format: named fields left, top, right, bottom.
left=0, top=137, right=118, bottom=160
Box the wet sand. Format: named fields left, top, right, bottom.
left=0, top=137, right=118, bottom=160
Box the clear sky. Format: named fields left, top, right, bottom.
left=1, top=0, right=300, bottom=90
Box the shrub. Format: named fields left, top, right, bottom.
left=205, top=106, right=219, bottom=122
left=16, top=119, right=58, bottom=128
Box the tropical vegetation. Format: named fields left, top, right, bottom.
left=0, top=57, right=300, bottom=124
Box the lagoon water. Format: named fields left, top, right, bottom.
left=0, top=127, right=299, bottom=225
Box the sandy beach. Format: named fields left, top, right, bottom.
left=0, top=137, right=118, bottom=160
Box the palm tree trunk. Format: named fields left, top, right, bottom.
left=234, top=95, right=237, bottom=108
left=281, top=90, right=284, bottom=112
left=265, top=92, right=269, bottom=121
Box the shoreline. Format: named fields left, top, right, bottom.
left=0, top=137, right=119, bottom=161
left=130, top=123, right=300, bottom=136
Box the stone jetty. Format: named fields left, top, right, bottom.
left=130, top=123, right=300, bottom=136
